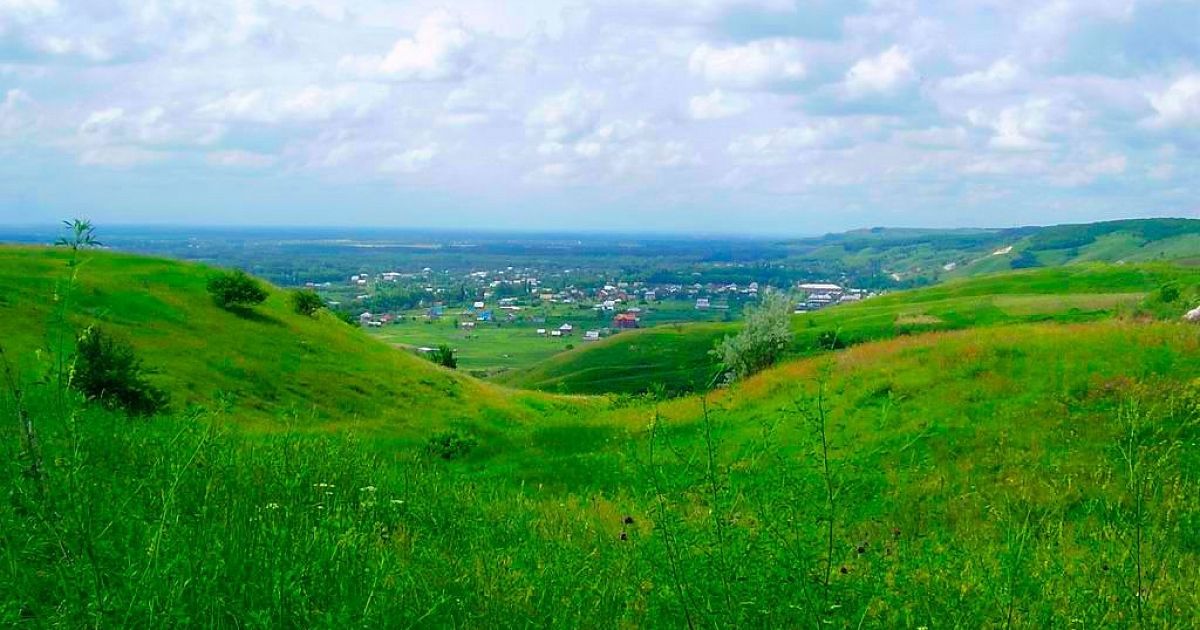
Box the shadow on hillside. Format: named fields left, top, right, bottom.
left=226, top=306, right=284, bottom=327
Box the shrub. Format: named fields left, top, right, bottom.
left=207, top=270, right=268, bottom=310
left=73, top=327, right=168, bottom=416
left=712, top=291, right=793, bottom=383
left=425, top=430, right=478, bottom=460
left=1158, top=283, right=1180, bottom=304
left=429, top=344, right=457, bottom=369
left=291, top=290, right=324, bottom=317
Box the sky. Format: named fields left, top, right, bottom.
left=0, top=0, right=1197, bottom=235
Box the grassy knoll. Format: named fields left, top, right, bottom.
left=3, top=319, right=1198, bottom=626
left=0, top=246, right=567, bottom=437
left=503, top=264, right=1199, bottom=396
left=3, top=245, right=1200, bottom=627
left=493, top=322, right=736, bottom=395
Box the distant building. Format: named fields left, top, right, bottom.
left=695, top=298, right=711, bottom=310
left=584, top=330, right=601, bottom=341
left=558, top=323, right=574, bottom=335
left=536, top=328, right=547, bottom=335
left=613, top=313, right=640, bottom=329
left=798, top=283, right=842, bottom=293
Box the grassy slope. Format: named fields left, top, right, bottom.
left=790, top=218, right=1200, bottom=283
left=2, top=245, right=1199, bottom=625
left=501, top=264, right=1198, bottom=396
left=493, top=321, right=735, bottom=394
left=4, top=316, right=1198, bottom=626
left=0, top=246, right=570, bottom=437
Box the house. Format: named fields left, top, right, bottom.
left=550, top=330, right=563, bottom=337
left=461, top=321, right=476, bottom=329
left=536, top=328, right=547, bottom=335
left=584, top=330, right=601, bottom=341
left=798, top=282, right=843, bottom=293
left=558, top=323, right=574, bottom=335
left=613, top=313, right=640, bottom=329
left=358, top=312, right=373, bottom=323
left=472, top=301, right=486, bottom=310
left=477, top=310, right=494, bottom=322
left=695, top=298, right=711, bottom=310
left=366, top=320, right=383, bottom=328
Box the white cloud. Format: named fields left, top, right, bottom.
left=968, top=97, right=1084, bottom=151
left=844, top=46, right=915, bottom=98
left=0, top=88, right=34, bottom=135
left=893, top=126, right=969, bottom=149
left=36, top=34, right=110, bottom=61
left=380, top=144, right=438, bottom=173
left=728, top=120, right=843, bottom=164
left=0, top=0, right=58, bottom=18
left=1049, top=153, right=1127, bottom=186
left=340, top=10, right=474, bottom=81
left=198, top=84, right=389, bottom=124
left=526, top=87, right=605, bottom=142
left=941, top=58, right=1022, bottom=94
left=689, top=39, right=806, bottom=90
left=206, top=150, right=277, bottom=168
left=79, top=106, right=223, bottom=147
left=1145, top=74, right=1200, bottom=129
left=688, top=90, right=750, bottom=120
left=78, top=146, right=168, bottom=167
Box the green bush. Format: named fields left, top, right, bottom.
left=207, top=270, right=268, bottom=310
left=72, top=327, right=168, bottom=416
left=425, top=430, right=477, bottom=460
left=291, top=290, right=324, bottom=317
left=429, top=344, right=457, bottom=369
left=712, top=291, right=793, bottom=382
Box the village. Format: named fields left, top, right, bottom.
left=312, top=264, right=877, bottom=374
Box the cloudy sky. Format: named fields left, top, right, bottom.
left=0, top=0, right=1197, bottom=234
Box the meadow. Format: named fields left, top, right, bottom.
left=2, top=245, right=1199, bottom=627
left=371, top=299, right=734, bottom=378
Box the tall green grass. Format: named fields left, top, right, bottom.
left=3, top=246, right=1199, bottom=626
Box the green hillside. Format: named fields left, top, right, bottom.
left=501, top=263, right=1199, bottom=396
left=3, top=245, right=1200, bottom=626
left=4, top=293, right=1199, bottom=625
left=783, top=217, right=1200, bottom=284
left=0, top=246, right=567, bottom=438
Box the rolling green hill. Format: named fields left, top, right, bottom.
left=0, top=246, right=572, bottom=437
left=784, top=217, right=1200, bottom=285
left=501, top=264, right=1200, bottom=396
left=2, top=244, right=1200, bottom=626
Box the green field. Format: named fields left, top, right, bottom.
left=371, top=317, right=578, bottom=376
left=502, top=264, right=1198, bottom=396
left=370, top=299, right=735, bottom=378
left=3, top=245, right=1200, bottom=627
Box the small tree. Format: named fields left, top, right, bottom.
left=712, top=291, right=793, bottom=383
left=291, top=290, right=324, bottom=317
left=207, top=270, right=268, bottom=310
left=55, top=218, right=101, bottom=262
left=430, top=344, right=457, bottom=369
left=73, top=327, right=168, bottom=416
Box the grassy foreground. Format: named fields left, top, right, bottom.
left=2, top=246, right=1200, bottom=627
